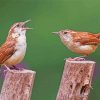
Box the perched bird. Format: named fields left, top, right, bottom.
left=53, top=29, right=100, bottom=57
left=0, top=20, right=32, bottom=70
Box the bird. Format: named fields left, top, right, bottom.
left=53, top=29, right=100, bottom=60
left=0, top=20, right=32, bottom=71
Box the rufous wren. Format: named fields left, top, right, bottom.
left=0, top=20, right=32, bottom=70
left=53, top=29, right=100, bottom=56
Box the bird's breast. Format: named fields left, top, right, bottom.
left=66, top=42, right=97, bottom=55
left=5, top=36, right=27, bottom=66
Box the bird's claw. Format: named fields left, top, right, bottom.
left=73, top=57, right=86, bottom=61
left=10, top=66, right=24, bottom=70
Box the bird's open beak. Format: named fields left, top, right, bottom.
left=23, top=20, right=31, bottom=24
left=52, top=32, right=59, bottom=35
left=22, top=20, right=33, bottom=30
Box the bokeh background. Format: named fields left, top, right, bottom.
left=0, top=0, right=100, bottom=100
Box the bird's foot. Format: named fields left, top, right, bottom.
left=10, top=65, right=24, bottom=70
left=4, top=65, right=24, bottom=72
left=65, top=56, right=86, bottom=61
left=73, top=56, right=86, bottom=61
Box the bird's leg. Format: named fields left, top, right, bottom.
left=4, top=64, right=11, bottom=71
left=10, top=65, right=24, bottom=70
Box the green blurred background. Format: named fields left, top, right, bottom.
left=0, top=0, right=100, bottom=100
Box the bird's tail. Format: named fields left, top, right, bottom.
left=94, top=33, right=100, bottom=45
left=95, top=33, right=100, bottom=39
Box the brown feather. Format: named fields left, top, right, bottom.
left=0, top=38, right=16, bottom=64
left=73, top=32, right=100, bottom=45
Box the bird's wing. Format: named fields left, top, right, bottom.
left=73, top=32, right=100, bottom=45
left=0, top=40, right=16, bottom=64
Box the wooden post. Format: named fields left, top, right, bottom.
left=0, top=69, right=36, bottom=100
left=56, top=59, right=95, bottom=100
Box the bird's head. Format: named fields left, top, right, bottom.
left=52, top=29, right=75, bottom=42
left=8, top=20, right=32, bottom=38
left=52, top=29, right=79, bottom=45
left=52, top=29, right=74, bottom=36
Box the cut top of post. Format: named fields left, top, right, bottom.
left=7, top=69, right=36, bottom=74
left=66, top=60, right=96, bottom=64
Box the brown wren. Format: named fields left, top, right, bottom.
left=0, top=20, right=32, bottom=70
left=53, top=29, right=100, bottom=58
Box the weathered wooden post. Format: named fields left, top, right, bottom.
left=0, top=69, right=36, bottom=100
left=56, top=59, right=95, bottom=100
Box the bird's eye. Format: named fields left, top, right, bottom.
left=64, top=32, right=68, bottom=34
left=22, top=25, right=24, bottom=28
left=16, top=24, right=20, bottom=27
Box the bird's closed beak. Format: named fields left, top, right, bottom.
left=22, top=20, right=33, bottom=30
left=52, top=32, right=59, bottom=35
